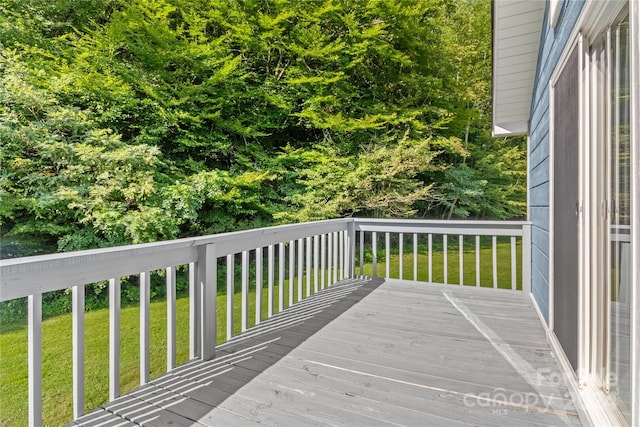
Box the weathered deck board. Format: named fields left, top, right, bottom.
left=71, top=278, right=582, bottom=426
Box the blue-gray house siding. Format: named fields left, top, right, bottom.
left=528, top=0, right=585, bottom=323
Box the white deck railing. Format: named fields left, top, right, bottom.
left=0, top=218, right=531, bottom=426
left=355, top=219, right=531, bottom=292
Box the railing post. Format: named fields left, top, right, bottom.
left=522, top=223, right=532, bottom=294
left=140, top=271, right=150, bottom=385
left=166, top=267, right=176, bottom=371
left=72, top=285, right=85, bottom=419
left=28, top=293, right=42, bottom=427
left=109, top=277, right=120, bottom=400
left=199, top=244, right=217, bottom=361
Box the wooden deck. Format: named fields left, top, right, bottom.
left=70, top=278, right=583, bottom=427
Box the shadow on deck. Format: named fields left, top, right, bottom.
left=70, top=278, right=582, bottom=426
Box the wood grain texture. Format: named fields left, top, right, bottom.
left=70, top=279, right=582, bottom=426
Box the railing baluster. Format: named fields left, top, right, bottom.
left=385, top=232, right=390, bottom=278
left=226, top=255, right=234, bottom=340
left=443, top=235, right=448, bottom=285
left=339, top=231, right=344, bottom=280
left=278, top=243, right=285, bottom=312
left=140, top=271, right=150, bottom=385
left=344, top=229, right=349, bottom=279
left=338, top=230, right=342, bottom=281
left=459, top=235, right=464, bottom=286
left=337, top=231, right=340, bottom=281
left=359, top=231, right=364, bottom=276
left=28, top=293, right=42, bottom=427
left=321, top=234, right=326, bottom=289
left=333, top=231, right=337, bottom=282
left=313, top=235, right=319, bottom=293
left=72, top=285, right=85, bottom=418
left=242, top=251, right=249, bottom=332
left=288, top=240, right=295, bottom=307
left=511, top=236, right=517, bottom=291
left=268, top=245, right=274, bottom=318
left=399, top=233, right=404, bottom=280
left=167, top=267, right=176, bottom=371
left=297, top=238, right=303, bottom=302
left=345, top=230, right=349, bottom=280
left=372, top=231, right=377, bottom=278
left=327, top=233, right=334, bottom=286
left=332, top=232, right=338, bottom=283
left=109, top=278, right=120, bottom=401
left=327, top=233, right=333, bottom=286
left=492, top=236, right=498, bottom=288
left=189, top=262, right=200, bottom=359
left=336, top=232, right=341, bottom=281
left=306, top=237, right=312, bottom=297
left=428, top=234, right=432, bottom=283
left=476, top=236, right=481, bottom=287
left=347, top=224, right=355, bottom=279
left=256, top=247, right=263, bottom=324
left=413, top=233, right=418, bottom=281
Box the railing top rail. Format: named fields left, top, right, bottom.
left=353, top=218, right=531, bottom=236
left=0, top=218, right=531, bottom=302
left=0, top=219, right=352, bottom=302
left=353, top=218, right=530, bottom=226
left=1, top=218, right=352, bottom=268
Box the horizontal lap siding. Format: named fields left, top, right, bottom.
left=529, top=133, right=550, bottom=170
left=529, top=182, right=549, bottom=207
left=528, top=0, right=585, bottom=324
left=529, top=158, right=550, bottom=188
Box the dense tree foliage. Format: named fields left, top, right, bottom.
left=1, top=0, right=526, bottom=258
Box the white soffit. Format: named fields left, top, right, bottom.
left=492, top=0, right=545, bottom=136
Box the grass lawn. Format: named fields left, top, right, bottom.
left=0, top=240, right=520, bottom=426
